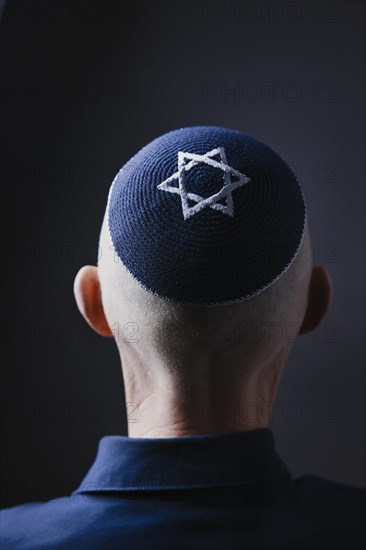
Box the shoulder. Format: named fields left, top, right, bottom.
left=247, top=475, right=365, bottom=549
left=0, top=493, right=102, bottom=550
left=283, top=475, right=365, bottom=547
left=292, top=474, right=366, bottom=505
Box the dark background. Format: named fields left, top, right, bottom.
left=0, top=0, right=364, bottom=508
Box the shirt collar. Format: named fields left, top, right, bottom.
left=74, top=428, right=290, bottom=494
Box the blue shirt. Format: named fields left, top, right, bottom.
left=1, top=428, right=365, bottom=549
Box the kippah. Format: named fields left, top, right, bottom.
left=107, top=126, right=306, bottom=306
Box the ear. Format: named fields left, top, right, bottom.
left=299, top=265, right=333, bottom=335
left=73, top=266, right=113, bottom=337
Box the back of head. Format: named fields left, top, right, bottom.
left=97, top=126, right=311, bottom=372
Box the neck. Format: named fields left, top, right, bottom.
left=119, top=345, right=288, bottom=438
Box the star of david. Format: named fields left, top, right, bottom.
left=157, top=147, right=251, bottom=220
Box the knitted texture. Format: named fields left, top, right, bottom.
left=107, top=126, right=306, bottom=306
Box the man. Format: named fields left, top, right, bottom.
left=1, top=126, right=364, bottom=549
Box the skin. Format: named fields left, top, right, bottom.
left=74, top=215, right=332, bottom=438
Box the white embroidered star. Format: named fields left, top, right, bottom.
left=157, top=147, right=251, bottom=220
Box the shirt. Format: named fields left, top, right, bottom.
left=0, top=428, right=365, bottom=549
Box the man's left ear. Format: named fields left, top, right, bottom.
left=73, top=265, right=113, bottom=337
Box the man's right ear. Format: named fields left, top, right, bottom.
left=73, top=265, right=113, bottom=337
left=298, top=266, right=333, bottom=335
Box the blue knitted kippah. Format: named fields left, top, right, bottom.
left=107, top=126, right=306, bottom=306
